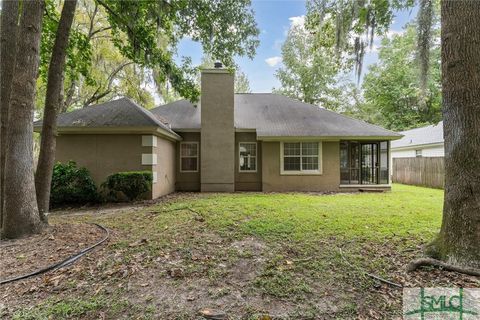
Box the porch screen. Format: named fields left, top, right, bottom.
left=340, top=141, right=389, bottom=185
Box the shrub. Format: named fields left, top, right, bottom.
left=101, top=171, right=152, bottom=202
left=50, top=161, right=98, bottom=207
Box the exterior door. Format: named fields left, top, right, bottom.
left=360, top=143, right=378, bottom=185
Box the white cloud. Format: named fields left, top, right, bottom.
left=265, top=56, right=282, bottom=67
left=288, top=15, right=305, bottom=28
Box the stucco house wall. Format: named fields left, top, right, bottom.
left=151, top=136, right=176, bottom=198
left=55, top=133, right=176, bottom=200
left=261, top=141, right=341, bottom=192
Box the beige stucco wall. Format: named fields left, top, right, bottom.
left=55, top=134, right=175, bottom=200
left=175, top=132, right=201, bottom=191
left=261, top=141, right=341, bottom=192
left=152, top=137, right=176, bottom=198
left=235, top=132, right=262, bottom=191
left=200, top=69, right=235, bottom=192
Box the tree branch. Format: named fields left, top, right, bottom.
left=90, top=26, right=112, bottom=37
left=88, top=3, right=99, bottom=37
left=83, top=61, right=134, bottom=106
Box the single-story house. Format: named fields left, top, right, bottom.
left=391, top=121, right=444, bottom=158
left=35, top=66, right=402, bottom=199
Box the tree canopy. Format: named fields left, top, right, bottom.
left=272, top=21, right=350, bottom=111
left=355, top=23, right=442, bottom=130
left=37, top=0, right=260, bottom=112
left=97, top=0, right=259, bottom=102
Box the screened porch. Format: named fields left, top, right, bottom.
left=340, top=141, right=390, bottom=185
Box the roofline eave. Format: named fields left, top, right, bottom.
left=35, top=126, right=182, bottom=141
left=257, top=135, right=403, bottom=141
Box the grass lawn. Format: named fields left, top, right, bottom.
left=3, top=184, right=478, bottom=319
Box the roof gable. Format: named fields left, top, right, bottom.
left=35, top=97, right=180, bottom=139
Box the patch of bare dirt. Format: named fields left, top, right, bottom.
left=122, top=234, right=306, bottom=319
left=0, top=223, right=104, bottom=281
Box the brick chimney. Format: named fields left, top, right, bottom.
left=200, top=64, right=235, bottom=192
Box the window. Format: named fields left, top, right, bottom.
left=281, top=142, right=322, bottom=174
left=180, top=142, right=198, bottom=172
left=239, top=142, right=257, bottom=172
left=415, top=149, right=422, bottom=157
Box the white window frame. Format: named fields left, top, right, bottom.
left=415, top=149, right=423, bottom=157
left=238, top=142, right=257, bottom=173
left=179, top=141, right=199, bottom=173
left=280, top=142, right=322, bottom=175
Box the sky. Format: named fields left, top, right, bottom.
left=176, top=1, right=419, bottom=93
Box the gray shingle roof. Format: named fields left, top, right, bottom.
left=391, top=121, right=444, bottom=149
left=150, top=99, right=201, bottom=130
left=35, top=97, right=180, bottom=139
left=151, top=93, right=401, bottom=139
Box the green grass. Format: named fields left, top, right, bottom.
left=152, top=184, right=443, bottom=242
left=12, top=295, right=157, bottom=320
left=16, top=183, right=446, bottom=319
left=12, top=297, right=108, bottom=320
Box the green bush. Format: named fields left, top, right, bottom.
left=50, top=161, right=98, bottom=207
left=101, top=171, right=152, bottom=202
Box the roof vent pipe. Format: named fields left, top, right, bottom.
left=214, top=61, right=223, bottom=68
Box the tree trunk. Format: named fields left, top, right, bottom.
left=35, top=0, right=78, bottom=220
left=0, top=0, right=20, bottom=230
left=2, top=0, right=46, bottom=239
left=432, top=0, right=480, bottom=268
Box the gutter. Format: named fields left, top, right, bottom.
left=34, top=126, right=182, bottom=142
left=256, top=135, right=403, bottom=142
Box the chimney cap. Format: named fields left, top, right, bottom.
left=214, top=61, right=223, bottom=68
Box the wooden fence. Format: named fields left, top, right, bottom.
left=392, top=157, right=445, bottom=189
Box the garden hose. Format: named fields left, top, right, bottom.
left=0, top=223, right=109, bottom=285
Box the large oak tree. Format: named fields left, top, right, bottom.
left=2, top=0, right=46, bottom=238
left=434, top=0, right=480, bottom=268
left=35, top=0, right=78, bottom=220
left=0, top=0, right=19, bottom=229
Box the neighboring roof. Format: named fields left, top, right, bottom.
left=34, top=97, right=180, bottom=140
left=391, top=121, right=444, bottom=149
left=151, top=93, right=402, bottom=139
